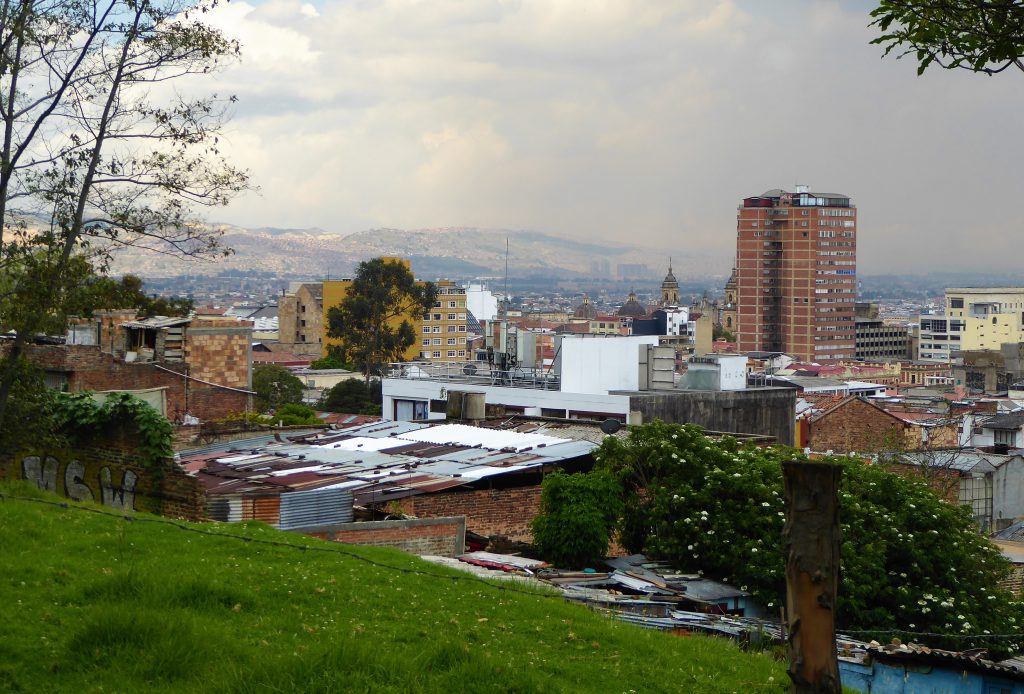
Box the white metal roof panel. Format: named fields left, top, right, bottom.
left=393, top=423, right=570, bottom=452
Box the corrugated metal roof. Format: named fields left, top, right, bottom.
left=279, top=488, right=353, bottom=530
left=187, top=419, right=596, bottom=512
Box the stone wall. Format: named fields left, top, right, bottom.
left=185, top=321, right=252, bottom=389
left=395, top=486, right=543, bottom=543
left=1, top=434, right=205, bottom=520
left=301, top=516, right=466, bottom=557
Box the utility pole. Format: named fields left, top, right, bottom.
left=782, top=460, right=842, bottom=694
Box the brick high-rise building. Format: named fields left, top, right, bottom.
left=735, top=186, right=856, bottom=361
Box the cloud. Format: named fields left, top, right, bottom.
left=188, top=0, right=1024, bottom=275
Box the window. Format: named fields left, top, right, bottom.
left=421, top=351, right=431, bottom=359
left=458, top=325, right=466, bottom=332
left=950, top=298, right=964, bottom=308
left=422, top=338, right=430, bottom=346
left=422, top=326, right=430, bottom=334
left=448, top=301, right=457, bottom=308
left=447, top=313, right=456, bottom=320
left=447, top=350, right=456, bottom=357
left=432, top=351, right=441, bottom=358
left=448, top=325, right=457, bottom=333
left=447, top=338, right=456, bottom=345
left=433, top=313, right=442, bottom=321
left=457, top=350, right=466, bottom=357
left=432, top=326, right=441, bottom=333
left=457, top=313, right=466, bottom=320
left=432, top=338, right=441, bottom=345
left=300, top=304, right=306, bottom=313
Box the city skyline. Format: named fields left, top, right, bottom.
left=188, top=0, right=1023, bottom=275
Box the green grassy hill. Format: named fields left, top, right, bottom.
left=0, top=483, right=786, bottom=693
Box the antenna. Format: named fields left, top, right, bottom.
left=503, top=236, right=509, bottom=309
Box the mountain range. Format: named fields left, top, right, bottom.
left=104, top=225, right=723, bottom=280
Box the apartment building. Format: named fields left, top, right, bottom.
left=919, top=288, right=1024, bottom=362
left=735, top=185, right=857, bottom=361
left=419, top=280, right=470, bottom=362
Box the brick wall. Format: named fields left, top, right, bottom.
left=810, top=398, right=909, bottom=454
left=396, top=486, right=543, bottom=542
left=0, top=432, right=206, bottom=520
left=301, top=517, right=466, bottom=557
left=14, top=343, right=249, bottom=422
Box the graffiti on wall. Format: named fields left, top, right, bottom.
left=20, top=455, right=139, bottom=511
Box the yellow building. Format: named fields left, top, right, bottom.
left=920, top=288, right=1024, bottom=360
left=419, top=280, right=469, bottom=361
left=322, top=259, right=468, bottom=364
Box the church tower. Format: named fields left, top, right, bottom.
left=660, top=259, right=680, bottom=306
left=721, top=268, right=738, bottom=333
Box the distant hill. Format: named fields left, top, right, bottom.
left=104, top=225, right=717, bottom=280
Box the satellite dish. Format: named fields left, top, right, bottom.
left=463, top=363, right=478, bottom=376
left=600, top=418, right=622, bottom=435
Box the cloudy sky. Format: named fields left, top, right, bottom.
left=194, top=0, right=1024, bottom=275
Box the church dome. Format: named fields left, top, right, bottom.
left=573, top=294, right=599, bottom=320
left=617, top=291, right=647, bottom=318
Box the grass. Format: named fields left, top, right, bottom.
left=0, top=482, right=788, bottom=693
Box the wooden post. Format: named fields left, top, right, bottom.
left=782, top=460, right=842, bottom=694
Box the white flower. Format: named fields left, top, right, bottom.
left=761, top=502, right=770, bottom=508
left=751, top=548, right=758, bottom=553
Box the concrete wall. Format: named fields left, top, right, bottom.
left=301, top=516, right=466, bottom=557
left=382, top=377, right=632, bottom=422
left=627, top=388, right=796, bottom=445
left=993, top=456, right=1024, bottom=523
left=558, top=335, right=659, bottom=395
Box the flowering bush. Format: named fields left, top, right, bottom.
left=595, top=421, right=1024, bottom=654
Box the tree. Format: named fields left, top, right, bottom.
left=871, top=1, right=1024, bottom=75
left=530, top=469, right=623, bottom=569
left=83, top=273, right=193, bottom=318
left=595, top=421, right=1024, bottom=656
left=318, top=379, right=381, bottom=416
left=252, top=364, right=304, bottom=413
left=325, top=258, right=437, bottom=380
left=0, top=0, right=250, bottom=436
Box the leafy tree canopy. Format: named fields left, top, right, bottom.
left=530, top=469, right=623, bottom=568
left=83, top=273, right=193, bottom=318
left=252, top=364, right=305, bottom=413
left=318, top=379, right=381, bottom=416
left=591, top=421, right=1024, bottom=655
left=325, top=258, right=437, bottom=380
left=271, top=403, right=320, bottom=426
left=309, top=353, right=356, bottom=371
left=872, top=1, right=1024, bottom=75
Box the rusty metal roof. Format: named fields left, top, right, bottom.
left=185, top=419, right=596, bottom=510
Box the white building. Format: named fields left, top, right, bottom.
left=919, top=288, right=1024, bottom=362
left=383, top=335, right=662, bottom=422
left=465, top=283, right=499, bottom=323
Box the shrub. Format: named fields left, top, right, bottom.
left=530, top=470, right=622, bottom=569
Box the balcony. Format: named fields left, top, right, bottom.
left=384, top=360, right=561, bottom=391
